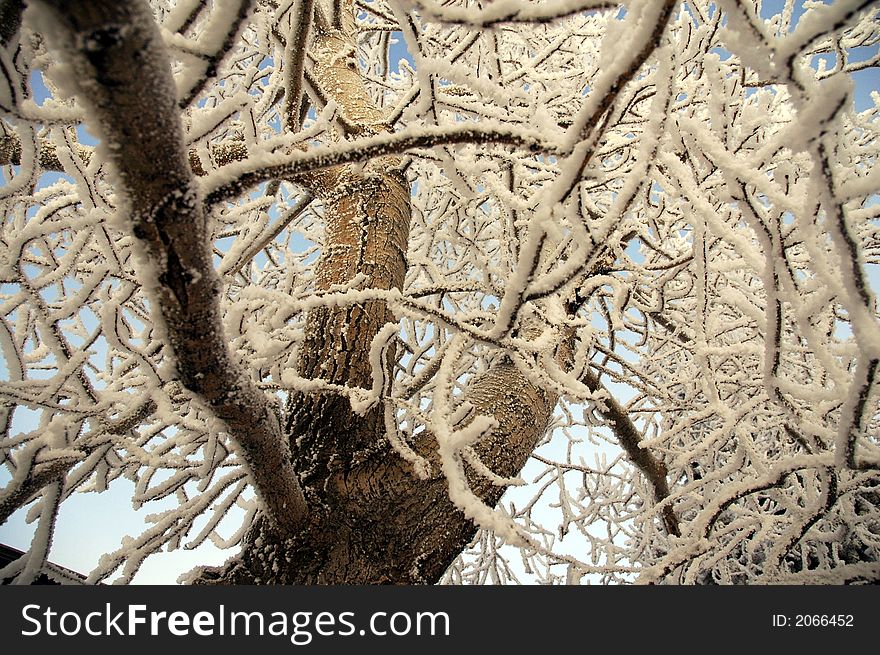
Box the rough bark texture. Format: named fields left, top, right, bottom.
left=37, top=0, right=308, bottom=535
left=192, top=5, right=561, bottom=584
left=195, top=358, right=557, bottom=584
left=287, top=166, right=410, bottom=500
left=0, top=0, right=23, bottom=48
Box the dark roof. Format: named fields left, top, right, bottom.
left=1, top=543, right=86, bottom=585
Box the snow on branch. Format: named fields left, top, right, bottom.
left=31, top=0, right=308, bottom=536
left=400, top=0, right=624, bottom=26
left=203, top=122, right=558, bottom=205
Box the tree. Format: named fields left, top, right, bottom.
left=0, top=0, right=878, bottom=585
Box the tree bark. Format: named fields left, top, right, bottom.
left=193, top=3, right=560, bottom=584
left=36, top=0, right=308, bottom=536
left=195, top=357, right=558, bottom=584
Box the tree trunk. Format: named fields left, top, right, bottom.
left=195, top=358, right=557, bottom=584
left=191, top=5, right=560, bottom=583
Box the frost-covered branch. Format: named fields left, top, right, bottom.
left=582, top=368, right=680, bottom=536
left=402, top=0, right=622, bottom=26
left=0, top=396, right=156, bottom=524
left=203, top=122, right=557, bottom=206
left=177, top=0, right=255, bottom=108
left=33, top=0, right=308, bottom=535
left=280, top=0, right=315, bottom=132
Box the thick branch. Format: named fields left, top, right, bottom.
left=0, top=130, right=243, bottom=176
left=36, top=0, right=307, bottom=535
left=285, top=14, right=412, bottom=500
left=281, top=0, right=314, bottom=132
left=352, top=359, right=560, bottom=583
left=204, top=123, right=554, bottom=206
left=406, top=0, right=621, bottom=26
left=583, top=368, right=680, bottom=536
left=197, top=356, right=560, bottom=584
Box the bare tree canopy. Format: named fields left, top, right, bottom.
left=0, top=0, right=878, bottom=585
